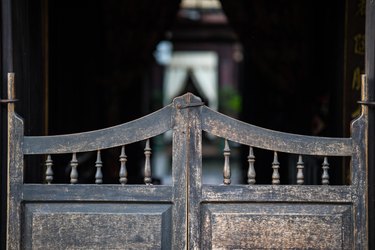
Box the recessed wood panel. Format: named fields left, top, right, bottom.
left=24, top=203, right=172, bottom=250
left=202, top=203, right=352, bottom=249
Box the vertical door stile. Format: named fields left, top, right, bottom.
left=351, top=74, right=369, bottom=249
left=6, top=73, right=24, bottom=250
left=171, top=94, right=189, bottom=249
left=172, top=93, right=203, bottom=250
left=2, top=0, right=15, bottom=249
left=186, top=94, right=203, bottom=250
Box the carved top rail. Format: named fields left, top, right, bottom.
left=22, top=98, right=357, bottom=157
left=201, top=107, right=353, bottom=156
left=23, top=105, right=173, bottom=155
left=22, top=98, right=358, bottom=158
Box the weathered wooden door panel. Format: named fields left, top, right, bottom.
left=201, top=203, right=353, bottom=249
left=200, top=184, right=356, bottom=249
left=21, top=183, right=176, bottom=249
left=24, top=203, right=172, bottom=250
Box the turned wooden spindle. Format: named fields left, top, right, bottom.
left=95, top=150, right=103, bottom=184
left=119, top=146, right=128, bottom=185
left=322, top=157, right=330, bottom=185
left=45, top=155, right=53, bottom=184
left=70, top=152, right=78, bottom=184
left=296, top=155, right=304, bottom=185
left=272, top=151, right=280, bottom=185
left=247, top=147, right=256, bottom=185
left=223, top=139, right=231, bottom=185
left=144, top=139, right=152, bottom=185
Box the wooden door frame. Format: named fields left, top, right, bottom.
left=1, top=0, right=13, bottom=249
left=365, top=1, right=375, bottom=248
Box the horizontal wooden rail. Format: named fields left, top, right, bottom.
left=202, top=106, right=353, bottom=156
left=23, top=105, right=173, bottom=155
left=23, top=184, right=173, bottom=202
left=202, top=185, right=353, bottom=203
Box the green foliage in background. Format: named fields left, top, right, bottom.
left=219, top=86, right=242, bottom=116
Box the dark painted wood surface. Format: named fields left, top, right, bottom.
left=7, top=92, right=368, bottom=249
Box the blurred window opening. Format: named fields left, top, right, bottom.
left=163, top=51, right=218, bottom=110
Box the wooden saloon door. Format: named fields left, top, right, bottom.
left=7, top=86, right=369, bottom=249
left=5, top=92, right=205, bottom=249
left=6, top=91, right=194, bottom=249
left=183, top=93, right=367, bottom=249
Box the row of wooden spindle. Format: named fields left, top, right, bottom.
left=44, top=138, right=330, bottom=185
left=44, top=139, right=152, bottom=185
left=222, top=139, right=330, bottom=185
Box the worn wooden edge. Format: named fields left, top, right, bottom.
left=184, top=95, right=203, bottom=249
left=350, top=112, right=367, bottom=187
left=202, top=185, right=354, bottom=203
left=202, top=106, right=353, bottom=156
left=23, top=105, right=173, bottom=154
left=7, top=113, right=24, bottom=250
left=350, top=90, right=369, bottom=246
left=171, top=93, right=203, bottom=249
left=23, top=184, right=173, bottom=202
